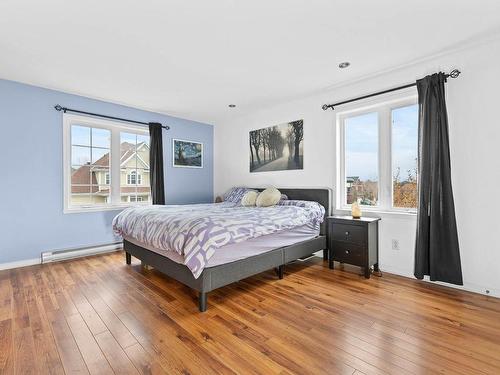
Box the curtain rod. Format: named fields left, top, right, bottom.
left=321, top=69, right=461, bottom=111
left=53, top=104, right=170, bottom=130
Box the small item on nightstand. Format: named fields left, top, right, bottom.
left=351, top=202, right=362, bottom=219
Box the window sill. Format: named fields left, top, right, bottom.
left=334, top=207, right=417, bottom=219
left=64, top=203, right=151, bottom=214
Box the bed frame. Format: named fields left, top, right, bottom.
left=123, top=188, right=331, bottom=312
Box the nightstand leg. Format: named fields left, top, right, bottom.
left=328, top=249, right=334, bottom=269
left=374, top=263, right=380, bottom=272
left=125, top=252, right=131, bottom=265
left=364, top=267, right=371, bottom=279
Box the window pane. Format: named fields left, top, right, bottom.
left=70, top=185, right=91, bottom=205
left=92, top=186, right=110, bottom=204
left=392, top=104, right=418, bottom=208
left=91, top=147, right=110, bottom=164
left=120, top=131, right=151, bottom=205
left=71, top=165, right=93, bottom=185
left=91, top=128, right=111, bottom=149
left=121, top=133, right=137, bottom=150
left=71, top=146, right=91, bottom=166
left=120, top=186, right=136, bottom=202
left=345, top=112, right=379, bottom=206
left=136, top=168, right=148, bottom=186
left=137, top=135, right=150, bottom=168
left=71, top=125, right=90, bottom=146
left=89, top=167, right=110, bottom=185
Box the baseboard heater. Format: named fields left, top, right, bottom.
left=41, top=241, right=123, bottom=264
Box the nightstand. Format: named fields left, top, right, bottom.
left=327, top=216, right=381, bottom=278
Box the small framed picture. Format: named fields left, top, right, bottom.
left=173, top=139, right=203, bottom=168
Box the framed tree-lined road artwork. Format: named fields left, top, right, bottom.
left=249, top=120, right=303, bottom=173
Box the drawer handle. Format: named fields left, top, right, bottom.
left=345, top=250, right=350, bottom=254
left=345, top=231, right=350, bottom=236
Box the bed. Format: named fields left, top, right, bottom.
left=114, top=188, right=331, bottom=311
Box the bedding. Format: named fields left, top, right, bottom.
left=112, top=200, right=325, bottom=278
left=223, top=187, right=256, bottom=203
left=123, top=221, right=319, bottom=268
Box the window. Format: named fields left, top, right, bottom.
left=338, top=95, right=418, bottom=213
left=127, top=171, right=143, bottom=185
left=129, top=196, right=144, bottom=202
left=344, top=112, right=379, bottom=206
left=127, top=171, right=136, bottom=185
left=63, top=114, right=152, bottom=212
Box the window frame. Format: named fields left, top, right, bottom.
left=336, top=92, right=418, bottom=214
left=63, top=113, right=152, bottom=213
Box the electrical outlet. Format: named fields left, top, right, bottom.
left=392, top=239, right=400, bottom=251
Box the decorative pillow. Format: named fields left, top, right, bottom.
left=280, top=193, right=288, bottom=201
left=224, top=187, right=256, bottom=204
left=241, top=191, right=259, bottom=206
left=256, top=187, right=281, bottom=207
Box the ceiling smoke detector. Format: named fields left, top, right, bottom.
left=338, top=62, right=350, bottom=69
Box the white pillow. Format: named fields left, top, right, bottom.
left=241, top=191, right=259, bottom=206
left=256, top=187, right=281, bottom=207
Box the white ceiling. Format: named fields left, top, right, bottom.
left=1, top=0, right=500, bottom=123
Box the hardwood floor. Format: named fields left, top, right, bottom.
left=1, top=252, right=500, bottom=374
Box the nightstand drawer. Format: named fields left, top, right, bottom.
left=331, top=240, right=365, bottom=265
left=330, top=224, right=366, bottom=245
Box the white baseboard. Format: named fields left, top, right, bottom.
left=380, top=264, right=500, bottom=299
left=0, top=258, right=40, bottom=271
left=313, top=254, right=499, bottom=299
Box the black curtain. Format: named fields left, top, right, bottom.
left=148, top=122, right=165, bottom=205
left=414, top=73, right=463, bottom=285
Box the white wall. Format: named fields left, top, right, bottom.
left=214, top=38, right=500, bottom=297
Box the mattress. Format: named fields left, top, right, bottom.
left=123, top=221, right=320, bottom=268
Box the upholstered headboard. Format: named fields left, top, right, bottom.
left=251, top=187, right=331, bottom=235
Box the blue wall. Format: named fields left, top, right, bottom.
left=0, top=79, right=213, bottom=264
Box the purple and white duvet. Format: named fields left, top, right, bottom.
left=112, top=201, right=325, bottom=278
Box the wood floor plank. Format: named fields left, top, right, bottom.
left=66, top=314, right=114, bottom=375
left=0, top=319, right=13, bottom=374
left=47, top=309, right=90, bottom=375
left=0, top=279, right=12, bottom=322
left=23, top=284, right=65, bottom=375
left=124, top=342, right=173, bottom=375
left=94, top=331, right=139, bottom=375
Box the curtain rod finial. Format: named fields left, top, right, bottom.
left=54, top=104, right=62, bottom=111
left=322, top=104, right=333, bottom=111
left=449, top=69, right=461, bottom=79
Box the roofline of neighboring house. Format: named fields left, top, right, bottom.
left=120, top=142, right=150, bottom=168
